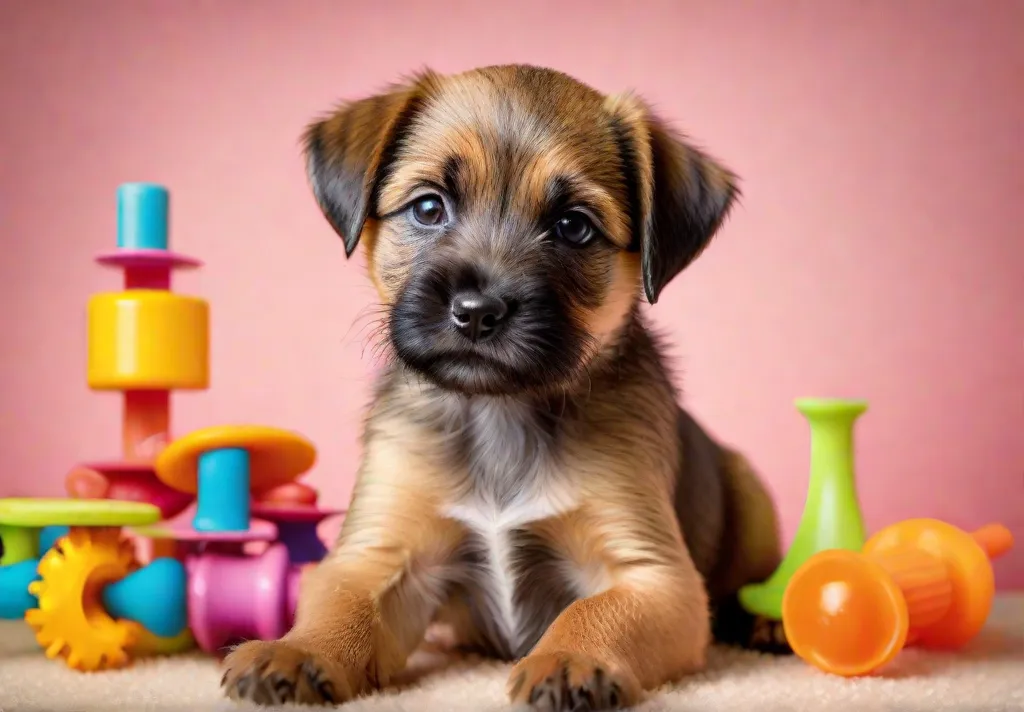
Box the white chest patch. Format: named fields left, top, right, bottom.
left=443, top=482, right=578, bottom=652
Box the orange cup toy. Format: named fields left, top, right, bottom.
left=781, top=518, right=1014, bottom=677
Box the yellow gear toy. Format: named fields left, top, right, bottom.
left=25, top=526, right=141, bottom=671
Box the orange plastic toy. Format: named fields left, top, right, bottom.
left=782, top=518, right=1014, bottom=677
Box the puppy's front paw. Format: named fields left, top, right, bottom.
left=221, top=639, right=355, bottom=706
left=507, top=651, right=640, bottom=710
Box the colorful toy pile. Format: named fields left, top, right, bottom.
left=0, top=183, right=342, bottom=672
left=738, top=398, right=1014, bottom=677
left=0, top=184, right=1013, bottom=679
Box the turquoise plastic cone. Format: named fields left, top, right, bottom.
left=738, top=398, right=869, bottom=620
left=102, top=557, right=187, bottom=638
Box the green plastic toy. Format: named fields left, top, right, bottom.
left=0, top=498, right=161, bottom=565
left=738, top=398, right=869, bottom=620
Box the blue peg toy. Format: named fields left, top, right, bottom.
left=117, top=183, right=170, bottom=250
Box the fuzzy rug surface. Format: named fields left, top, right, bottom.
left=1, top=596, right=1022, bottom=712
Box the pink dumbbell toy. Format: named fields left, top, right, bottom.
left=186, top=543, right=310, bottom=653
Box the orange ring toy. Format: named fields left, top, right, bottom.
left=155, top=425, right=316, bottom=495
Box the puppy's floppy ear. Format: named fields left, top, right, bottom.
left=607, top=94, right=740, bottom=304
left=302, top=72, right=436, bottom=257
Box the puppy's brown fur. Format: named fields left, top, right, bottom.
left=222, top=65, right=783, bottom=709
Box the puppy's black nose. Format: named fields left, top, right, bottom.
left=450, top=291, right=508, bottom=342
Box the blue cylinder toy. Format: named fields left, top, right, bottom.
left=192, top=448, right=251, bottom=532
left=117, top=183, right=169, bottom=250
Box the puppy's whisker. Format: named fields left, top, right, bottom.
left=344, top=303, right=391, bottom=339
left=350, top=319, right=385, bottom=354
left=360, top=322, right=392, bottom=363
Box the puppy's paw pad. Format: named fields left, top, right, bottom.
left=220, top=639, right=351, bottom=706
left=508, top=651, right=638, bottom=710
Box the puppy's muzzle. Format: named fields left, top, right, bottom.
left=450, top=291, right=509, bottom=343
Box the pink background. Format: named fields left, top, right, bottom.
left=1, top=1, right=1021, bottom=588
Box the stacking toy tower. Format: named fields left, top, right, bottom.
left=87, top=183, right=209, bottom=462
left=0, top=183, right=342, bottom=672
left=130, top=424, right=322, bottom=653
left=739, top=398, right=869, bottom=620
left=64, top=184, right=205, bottom=519
left=783, top=518, right=1015, bottom=676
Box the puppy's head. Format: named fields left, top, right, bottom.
left=304, top=65, right=737, bottom=396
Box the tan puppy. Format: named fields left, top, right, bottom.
left=221, top=64, right=785, bottom=710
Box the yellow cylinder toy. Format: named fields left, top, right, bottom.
left=87, top=290, right=209, bottom=390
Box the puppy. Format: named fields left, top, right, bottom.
left=222, top=64, right=785, bottom=709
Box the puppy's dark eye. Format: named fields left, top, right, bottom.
left=410, top=195, right=446, bottom=227
left=553, top=211, right=595, bottom=246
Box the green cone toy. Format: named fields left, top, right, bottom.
left=738, top=398, right=869, bottom=620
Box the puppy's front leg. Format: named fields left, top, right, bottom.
left=509, top=507, right=709, bottom=710
left=221, top=437, right=458, bottom=706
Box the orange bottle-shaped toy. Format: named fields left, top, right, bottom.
left=782, top=518, right=1013, bottom=677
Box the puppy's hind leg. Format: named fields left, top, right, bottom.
left=709, top=448, right=792, bottom=655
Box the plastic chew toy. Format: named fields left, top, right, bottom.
left=739, top=398, right=869, bottom=620
left=124, top=423, right=325, bottom=654
left=0, top=490, right=313, bottom=667
left=782, top=518, right=1015, bottom=677
left=65, top=183, right=206, bottom=519
left=67, top=462, right=193, bottom=522
left=145, top=424, right=316, bottom=535
left=0, top=498, right=176, bottom=671
left=102, top=557, right=188, bottom=638
left=0, top=524, right=77, bottom=618
left=0, top=523, right=73, bottom=621
left=0, top=559, right=41, bottom=620
left=186, top=543, right=310, bottom=653
left=252, top=482, right=335, bottom=563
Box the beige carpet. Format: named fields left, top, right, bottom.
left=1, top=596, right=1022, bottom=712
